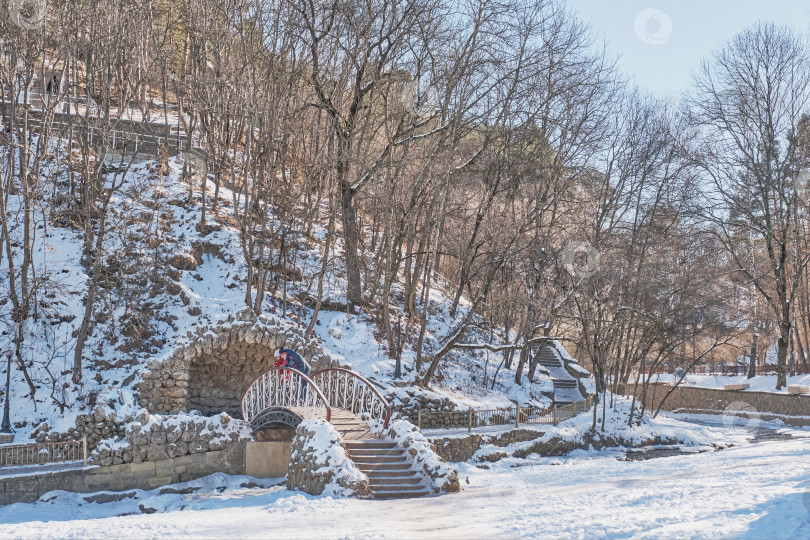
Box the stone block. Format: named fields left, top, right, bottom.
left=0, top=491, right=38, bottom=505
left=148, top=475, right=178, bottom=488
left=206, top=450, right=226, bottom=462
left=245, top=442, right=290, bottom=478
left=788, top=385, right=809, bottom=395
left=130, top=461, right=156, bottom=474
left=723, top=383, right=750, bottom=391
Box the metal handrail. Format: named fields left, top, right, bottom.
left=241, top=367, right=331, bottom=429
left=0, top=438, right=87, bottom=469
left=310, top=367, right=393, bottom=429
left=417, top=395, right=595, bottom=431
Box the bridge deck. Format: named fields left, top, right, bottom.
left=330, top=409, right=383, bottom=440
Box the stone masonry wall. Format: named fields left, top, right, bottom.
left=90, top=410, right=253, bottom=466
left=428, top=428, right=547, bottom=462
left=0, top=443, right=246, bottom=506
left=137, top=310, right=336, bottom=415
left=622, top=383, right=810, bottom=426
left=385, top=387, right=458, bottom=428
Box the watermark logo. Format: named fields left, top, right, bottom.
left=9, top=0, right=46, bottom=31
left=401, top=79, right=439, bottom=118
left=634, top=8, right=672, bottom=46
left=561, top=241, right=600, bottom=279
left=798, top=169, right=810, bottom=208
left=722, top=401, right=761, bottom=434
left=327, top=315, right=367, bottom=351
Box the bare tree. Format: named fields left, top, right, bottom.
left=686, top=23, right=810, bottom=389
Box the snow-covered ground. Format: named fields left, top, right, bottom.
left=1, top=421, right=808, bottom=539
left=652, top=373, right=810, bottom=394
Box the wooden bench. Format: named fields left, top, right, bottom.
left=787, top=385, right=809, bottom=395
left=724, top=383, right=750, bottom=391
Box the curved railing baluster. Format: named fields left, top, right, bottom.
left=241, top=367, right=331, bottom=430
left=310, top=368, right=392, bottom=430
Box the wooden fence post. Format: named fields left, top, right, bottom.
left=553, top=406, right=558, bottom=426
left=82, top=436, right=88, bottom=468
left=515, top=403, right=520, bottom=428
left=468, top=408, right=473, bottom=433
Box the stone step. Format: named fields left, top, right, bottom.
left=552, top=380, right=577, bottom=387
left=344, top=441, right=397, bottom=449
left=350, top=454, right=408, bottom=464
left=368, top=476, right=423, bottom=485
left=353, top=462, right=412, bottom=471
left=373, top=489, right=431, bottom=499
left=347, top=449, right=406, bottom=458
left=364, top=468, right=420, bottom=478
left=372, top=483, right=428, bottom=492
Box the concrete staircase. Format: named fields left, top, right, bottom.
left=343, top=439, right=431, bottom=499
left=536, top=345, right=583, bottom=404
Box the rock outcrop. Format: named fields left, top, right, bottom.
left=286, top=419, right=370, bottom=497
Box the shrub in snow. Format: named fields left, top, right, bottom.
left=286, top=419, right=370, bottom=497
left=388, top=419, right=460, bottom=493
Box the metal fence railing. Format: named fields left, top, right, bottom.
left=645, top=363, right=810, bottom=377
left=0, top=437, right=87, bottom=469
left=417, top=395, right=595, bottom=432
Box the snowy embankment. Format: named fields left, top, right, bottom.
left=1, top=430, right=808, bottom=538
left=422, top=395, right=734, bottom=464
left=652, top=373, right=810, bottom=394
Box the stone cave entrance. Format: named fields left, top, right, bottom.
left=186, top=341, right=277, bottom=418
left=136, top=315, right=331, bottom=422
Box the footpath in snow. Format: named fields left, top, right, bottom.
left=0, top=422, right=808, bottom=539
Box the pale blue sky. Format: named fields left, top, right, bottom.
left=570, top=0, right=810, bottom=98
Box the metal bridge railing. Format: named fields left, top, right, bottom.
left=241, top=367, right=331, bottom=430
left=310, top=368, right=392, bottom=431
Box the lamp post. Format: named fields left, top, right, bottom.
left=1, top=353, right=12, bottom=434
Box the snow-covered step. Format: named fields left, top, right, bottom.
left=350, top=454, right=407, bottom=464
left=343, top=435, right=433, bottom=499
left=368, top=475, right=423, bottom=485
left=348, top=449, right=406, bottom=458
left=344, top=441, right=397, bottom=450
left=352, top=461, right=413, bottom=471
left=364, top=468, right=420, bottom=478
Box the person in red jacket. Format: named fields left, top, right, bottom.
left=274, top=348, right=311, bottom=376
left=274, top=348, right=311, bottom=403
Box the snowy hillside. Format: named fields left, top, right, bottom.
left=0, top=145, right=580, bottom=442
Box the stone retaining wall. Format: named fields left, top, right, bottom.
left=622, top=383, right=810, bottom=426
left=427, top=428, right=546, bottom=462
left=90, top=411, right=252, bottom=466
left=0, top=443, right=246, bottom=506
left=386, top=388, right=458, bottom=428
